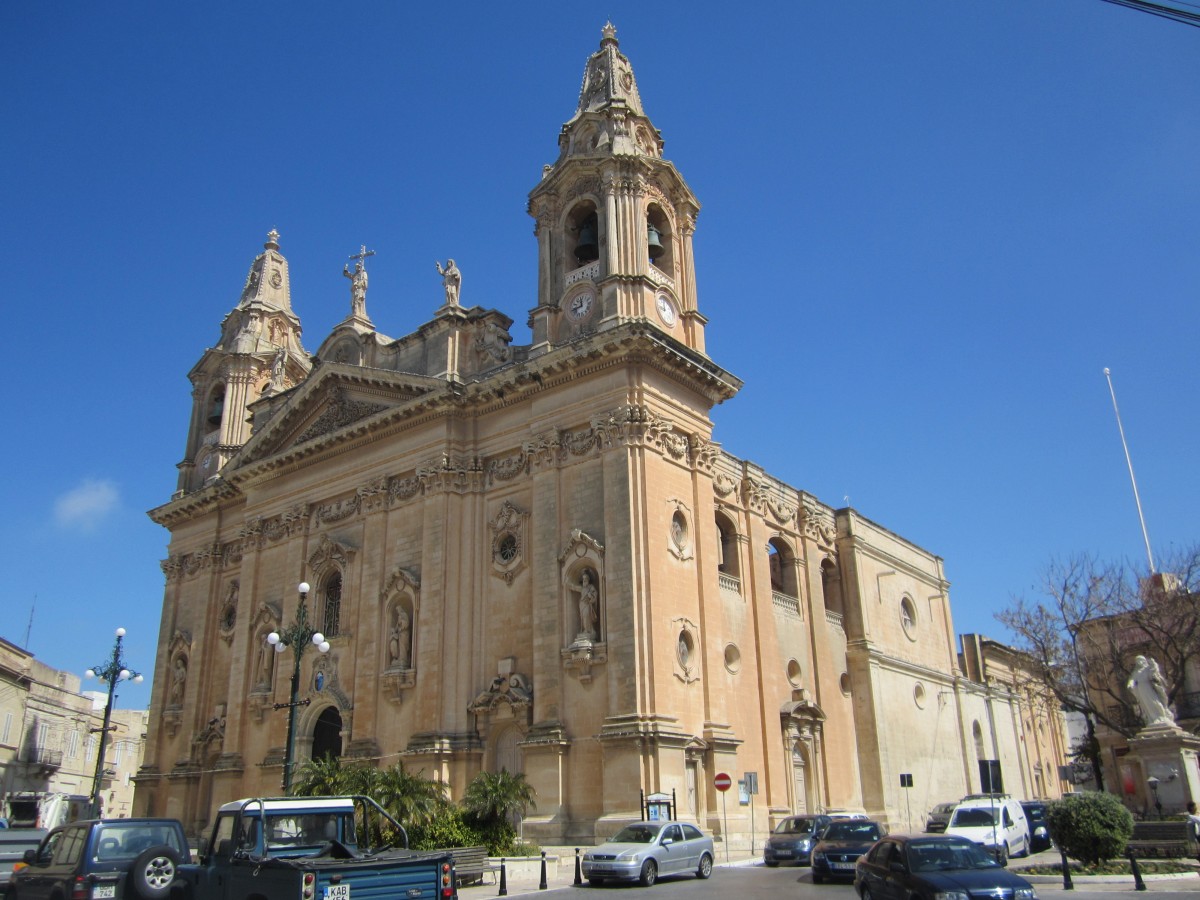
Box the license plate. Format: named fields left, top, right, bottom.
left=590, top=863, right=610, bottom=871
left=832, top=862, right=856, bottom=870
left=775, top=850, right=793, bottom=857
left=324, top=886, right=350, bottom=900
left=93, top=887, right=116, bottom=900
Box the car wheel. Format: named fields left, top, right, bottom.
left=639, top=859, right=657, bottom=887
left=587, top=876, right=604, bottom=886
left=130, top=845, right=182, bottom=900
left=697, top=853, right=713, bottom=879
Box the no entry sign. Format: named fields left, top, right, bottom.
left=714, top=772, right=732, bottom=792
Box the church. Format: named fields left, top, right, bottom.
left=135, top=25, right=1068, bottom=844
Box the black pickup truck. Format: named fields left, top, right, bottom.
left=170, top=796, right=457, bottom=900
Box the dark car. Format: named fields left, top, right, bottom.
left=855, top=834, right=1038, bottom=900
left=924, top=802, right=956, bottom=833
left=9, top=818, right=189, bottom=900
left=1020, top=801, right=1052, bottom=853
left=811, top=820, right=886, bottom=883
left=763, top=814, right=833, bottom=867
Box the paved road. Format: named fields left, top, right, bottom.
left=460, top=858, right=1200, bottom=899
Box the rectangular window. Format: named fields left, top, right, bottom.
left=1, top=712, right=11, bottom=744
left=87, top=734, right=97, bottom=761
left=68, top=729, right=80, bottom=758
left=114, top=742, right=125, bottom=765
left=37, top=723, right=49, bottom=749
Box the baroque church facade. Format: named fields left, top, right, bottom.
left=135, top=26, right=1067, bottom=842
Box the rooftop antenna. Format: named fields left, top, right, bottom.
left=23, top=595, right=35, bottom=647
left=1103, top=368, right=1155, bottom=573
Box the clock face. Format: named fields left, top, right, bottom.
left=568, top=291, right=594, bottom=320
left=655, top=293, right=677, bottom=327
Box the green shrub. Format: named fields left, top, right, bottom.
left=409, top=806, right=488, bottom=851
left=1045, top=792, right=1133, bottom=866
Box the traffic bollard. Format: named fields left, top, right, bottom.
left=498, top=858, right=507, bottom=896
left=1059, top=847, right=1073, bottom=891
left=1129, top=852, right=1146, bottom=891
left=539, top=850, right=548, bottom=890
left=574, top=847, right=583, bottom=885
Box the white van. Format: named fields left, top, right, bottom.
left=943, top=795, right=1030, bottom=865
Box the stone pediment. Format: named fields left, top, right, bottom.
left=236, top=364, right=443, bottom=467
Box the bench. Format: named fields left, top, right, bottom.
left=443, top=845, right=498, bottom=886
left=1126, top=821, right=1199, bottom=859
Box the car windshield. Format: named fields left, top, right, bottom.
left=908, top=840, right=999, bottom=872
left=950, top=808, right=997, bottom=827
left=823, top=822, right=881, bottom=841
left=1023, top=805, right=1046, bottom=822
left=774, top=818, right=818, bottom=834
left=610, top=824, right=662, bottom=844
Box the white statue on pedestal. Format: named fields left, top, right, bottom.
left=1127, top=655, right=1175, bottom=728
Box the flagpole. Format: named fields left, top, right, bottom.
left=1103, top=367, right=1155, bottom=573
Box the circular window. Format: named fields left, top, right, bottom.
left=914, top=683, right=927, bottom=708
left=677, top=630, right=694, bottom=667
left=496, top=532, right=518, bottom=564
left=840, top=672, right=852, bottom=695
left=724, top=643, right=741, bottom=674
left=900, top=597, right=918, bottom=640
left=786, top=659, right=803, bottom=687
left=671, top=510, right=688, bottom=551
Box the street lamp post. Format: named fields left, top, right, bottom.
left=1147, top=775, right=1162, bottom=819
left=267, top=582, right=330, bottom=794
left=85, top=627, right=143, bottom=818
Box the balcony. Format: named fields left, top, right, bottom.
left=718, top=573, right=741, bottom=595
left=21, top=747, right=63, bottom=777
left=826, top=610, right=845, bottom=631
left=772, top=591, right=801, bottom=619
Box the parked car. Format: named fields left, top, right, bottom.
left=8, top=817, right=189, bottom=900
left=924, top=802, right=956, bottom=833
left=581, top=821, right=714, bottom=886
left=943, top=795, right=1030, bottom=865
left=763, top=814, right=832, bottom=867
left=1020, top=801, right=1052, bottom=853
left=855, top=834, right=1038, bottom=900
left=811, top=820, right=886, bottom=883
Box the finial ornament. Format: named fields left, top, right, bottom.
left=265, top=229, right=281, bottom=250
left=343, top=245, right=374, bottom=319
left=601, top=22, right=617, bottom=44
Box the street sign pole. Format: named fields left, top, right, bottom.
left=714, top=772, right=732, bottom=863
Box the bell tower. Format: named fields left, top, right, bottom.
left=174, top=230, right=310, bottom=496
left=528, top=23, right=706, bottom=355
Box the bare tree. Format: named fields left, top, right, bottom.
left=995, top=544, right=1200, bottom=791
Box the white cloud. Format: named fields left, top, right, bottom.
left=55, top=479, right=119, bottom=531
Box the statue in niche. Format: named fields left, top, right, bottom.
left=388, top=605, right=411, bottom=668
left=170, top=657, right=187, bottom=706
left=1127, top=654, right=1175, bottom=728
left=435, top=259, right=461, bottom=307
left=570, top=569, right=599, bottom=641
left=269, top=348, right=287, bottom=389
left=255, top=634, right=274, bottom=689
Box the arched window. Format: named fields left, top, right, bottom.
left=716, top=514, right=740, bottom=579
left=206, top=385, right=225, bottom=430
left=321, top=573, right=342, bottom=637
left=646, top=203, right=675, bottom=274
left=567, top=202, right=601, bottom=268
left=820, top=558, right=843, bottom=618
left=768, top=538, right=797, bottom=597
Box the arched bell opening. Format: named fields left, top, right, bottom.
left=646, top=203, right=675, bottom=275
left=205, top=384, right=225, bottom=432
left=768, top=537, right=799, bottom=600
left=566, top=201, right=601, bottom=268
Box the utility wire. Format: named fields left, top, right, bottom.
left=1096, top=0, right=1200, bottom=27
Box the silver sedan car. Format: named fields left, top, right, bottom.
left=581, top=821, right=715, bottom=886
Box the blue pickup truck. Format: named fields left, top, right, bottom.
left=170, top=796, right=457, bottom=900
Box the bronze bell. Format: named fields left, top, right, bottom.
left=574, top=216, right=599, bottom=263
left=647, top=223, right=665, bottom=261
left=207, top=393, right=224, bottom=427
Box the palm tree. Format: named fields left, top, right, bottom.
left=291, top=754, right=351, bottom=796
left=462, top=769, right=536, bottom=829
left=374, top=762, right=450, bottom=828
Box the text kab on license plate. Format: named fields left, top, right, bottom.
left=93, top=887, right=116, bottom=900
left=324, top=886, right=350, bottom=900
left=832, top=861, right=856, bottom=870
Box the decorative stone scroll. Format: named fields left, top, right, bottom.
left=489, top=501, right=528, bottom=585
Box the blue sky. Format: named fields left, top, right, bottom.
left=3, top=2, right=1196, bottom=711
